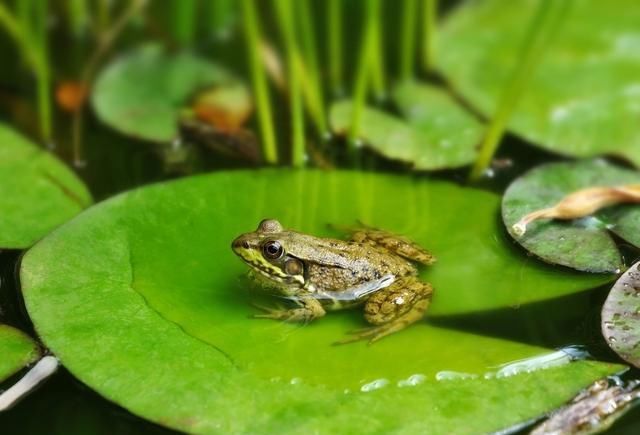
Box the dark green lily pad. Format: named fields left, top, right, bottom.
left=0, top=325, right=40, bottom=383
left=92, top=44, right=246, bottom=143
left=438, top=0, right=640, bottom=165
left=329, top=82, right=483, bottom=170
left=503, top=159, right=640, bottom=273
left=0, top=124, right=92, bottom=249
left=21, top=170, right=623, bottom=433
left=602, top=261, right=640, bottom=368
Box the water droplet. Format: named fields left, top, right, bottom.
left=360, top=378, right=389, bottom=392
left=290, top=377, right=302, bottom=385
left=436, top=371, right=477, bottom=381
left=397, top=374, right=426, bottom=387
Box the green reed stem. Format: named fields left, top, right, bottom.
left=347, top=0, right=380, bottom=148
left=327, top=0, right=342, bottom=95
left=0, top=1, right=51, bottom=144
left=67, top=0, right=88, bottom=36
left=96, top=0, right=111, bottom=35
left=242, top=0, right=278, bottom=164
left=72, top=0, right=148, bottom=166
left=469, top=0, right=568, bottom=181
left=422, top=0, right=437, bottom=71
left=208, top=0, right=236, bottom=38
left=399, top=0, right=417, bottom=82
left=0, top=3, right=35, bottom=66
left=172, top=0, right=197, bottom=45
left=33, top=0, right=52, bottom=145
left=297, top=0, right=327, bottom=134
left=368, top=2, right=385, bottom=99
left=274, top=0, right=306, bottom=166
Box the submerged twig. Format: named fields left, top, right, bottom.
left=512, top=184, right=640, bottom=236
left=0, top=356, right=59, bottom=411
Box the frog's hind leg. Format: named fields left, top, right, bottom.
left=335, top=277, right=433, bottom=345
left=349, top=227, right=436, bottom=266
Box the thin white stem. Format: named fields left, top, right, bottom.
left=0, top=356, right=59, bottom=411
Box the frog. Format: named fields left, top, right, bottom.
left=231, top=219, right=435, bottom=344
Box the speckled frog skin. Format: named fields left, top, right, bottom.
left=231, top=219, right=435, bottom=343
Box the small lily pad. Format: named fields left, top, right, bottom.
left=21, top=169, right=623, bottom=433
left=503, top=159, right=640, bottom=273
left=0, top=124, right=92, bottom=249
left=0, top=325, right=40, bottom=383
left=92, top=44, right=247, bottom=143
left=438, top=0, right=640, bottom=165
left=602, top=261, right=640, bottom=368
left=329, top=82, right=483, bottom=170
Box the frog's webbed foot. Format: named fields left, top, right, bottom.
left=251, top=297, right=325, bottom=323
left=335, top=277, right=433, bottom=345
left=348, top=226, right=435, bottom=266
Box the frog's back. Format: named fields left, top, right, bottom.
left=306, top=240, right=416, bottom=293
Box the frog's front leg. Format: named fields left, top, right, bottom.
left=252, top=296, right=326, bottom=323
left=336, top=277, right=433, bottom=344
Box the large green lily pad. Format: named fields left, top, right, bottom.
left=602, top=261, right=640, bottom=368
left=503, top=159, right=640, bottom=273
left=92, top=44, right=246, bottom=143
left=0, top=325, right=40, bottom=383
left=21, top=170, right=623, bottom=433
left=330, top=81, right=483, bottom=170
left=438, top=0, right=640, bottom=165
left=0, top=124, right=92, bottom=249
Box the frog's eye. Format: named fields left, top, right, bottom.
left=263, top=240, right=284, bottom=259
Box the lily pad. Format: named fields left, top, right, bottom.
left=329, top=81, right=483, bottom=170
left=92, top=44, right=246, bottom=143
left=0, top=325, right=40, bottom=383
left=602, top=261, right=640, bottom=368
left=21, top=170, right=623, bottom=433
left=438, top=0, right=640, bottom=165
left=0, top=124, right=92, bottom=249
left=503, top=159, right=640, bottom=273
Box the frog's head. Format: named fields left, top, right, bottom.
left=232, top=219, right=306, bottom=291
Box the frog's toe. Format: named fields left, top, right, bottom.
left=333, top=325, right=390, bottom=345
left=250, top=301, right=286, bottom=313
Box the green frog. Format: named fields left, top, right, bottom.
left=231, top=219, right=435, bottom=343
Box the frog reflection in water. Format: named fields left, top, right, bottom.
left=231, top=219, right=435, bottom=343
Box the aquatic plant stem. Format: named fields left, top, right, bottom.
left=67, top=0, right=88, bottom=36
left=0, top=1, right=52, bottom=144
left=347, top=0, right=381, bottom=149
left=469, top=0, right=568, bottom=181
left=422, top=0, right=437, bottom=71
left=208, top=0, right=236, bottom=39
left=72, top=0, right=148, bottom=166
left=400, top=0, right=418, bottom=83
left=327, top=0, right=343, bottom=96
left=274, top=0, right=306, bottom=166
left=242, top=0, right=278, bottom=164
left=171, top=0, right=197, bottom=46
left=297, top=0, right=327, bottom=134
left=33, top=0, right=52, bottom=146
left=369, top=2, right=386, bottom=100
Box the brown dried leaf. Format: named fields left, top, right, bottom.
left=513, top=185, right=640, bottom=236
